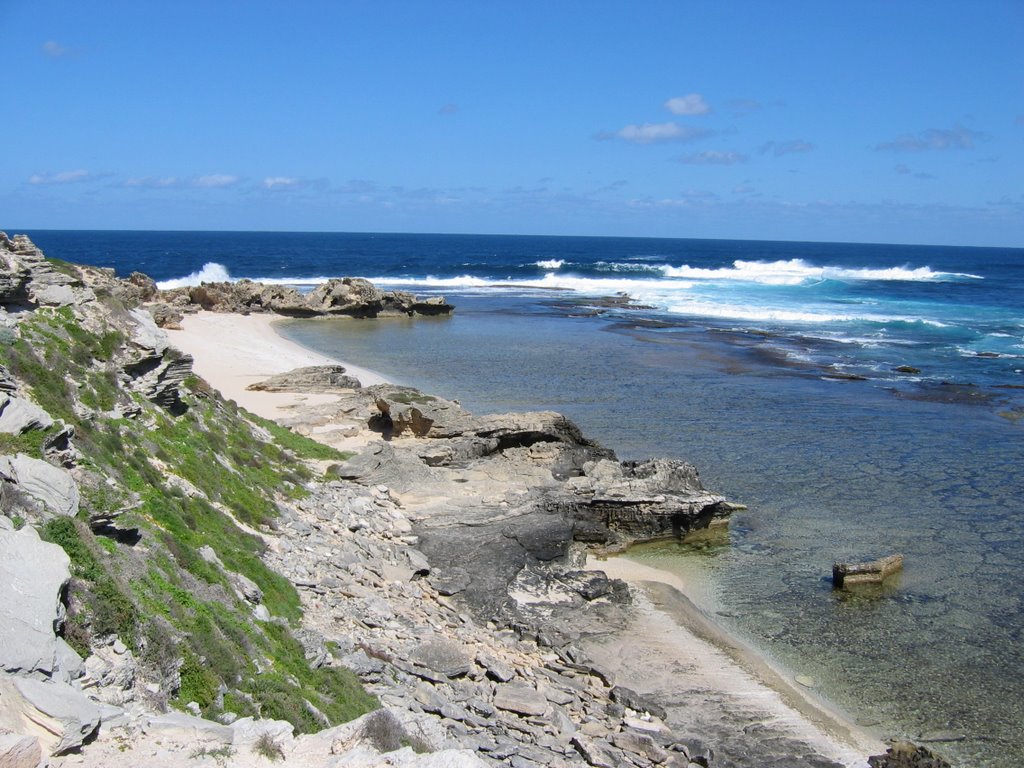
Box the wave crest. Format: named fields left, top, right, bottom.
left=661, top=258, right=982, bottom=284
left=156, top=262, right=233, bottom=289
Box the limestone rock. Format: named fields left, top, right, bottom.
left=143, top=711, right=234, bottom=746
left=409, top=639, right=473, bottom=679
left=0, top=395, right=54, bottom=434
left=0, top=675, right=104, bottom=755
left=0, top=526, right=70, bottom=676
left=247, top=365, right=362, bottom=393
left=3, top=454, right=80, bottom=518
left=0, top=733, right=41, bottom=768
left=492, top=683, right=548, bottom=717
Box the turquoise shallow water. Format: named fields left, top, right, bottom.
left=279, top=297, right=1024, bottom=768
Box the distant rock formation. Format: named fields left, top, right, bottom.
left=154, top=276, right=453, bottom=319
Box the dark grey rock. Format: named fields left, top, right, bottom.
left=611, top=686, right=668, bottom=720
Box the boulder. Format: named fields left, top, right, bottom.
left=247, top=365, right=362, bottom=393
left=409, top=639, right=474, bottom=679
left=3, top=454, right=80, bottom=518
left=0, top=396, right=54, bottom=434
left=307, top=278, right=384, bottom=317
left=0, top=733, right=41, bottom=768
left=833, top=554, right=904, bottom=588
left=492, top=683, right=548, bottom=717
left=0, top=675, right=103, bottom=755
left=0, top=525, right=71, bottom=676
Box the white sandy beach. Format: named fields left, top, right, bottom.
left=169, top=312, right=390, bottom=420
left=168, top=310, right=884, bottom=766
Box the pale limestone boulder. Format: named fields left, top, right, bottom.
left=0, top=395, right=53, bottom=434
left=0, top=526, right=70, bottom=676
left=142, top=711, right=233, bottom=746
left=0, top=733, right=41, bottom=768
left=6, top=454, right=79, bottom=518
left=492, top=682, right=548, bottom=717
left=0, top=674, right=103, bottom=755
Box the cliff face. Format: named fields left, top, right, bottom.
left=0, top=234, right=381, bottom=758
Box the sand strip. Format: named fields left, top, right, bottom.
left=587, top=555, right=884, bottom=763
left=167, top=311, right=390, bottom=420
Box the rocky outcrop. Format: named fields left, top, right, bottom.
left=248, top=364, right=362, bottom=392
left=0, top=675, right=104, bottom=754
left=0, top=525, right=72, bottom=677
left=868, top=741, right=952, bottom=768
left=0, top=394, right=54, bottom=434
left=155, top=276, right=453, bottom=318
left=0, top=454, right=80, bottom=518
left=0, top=234, right=95, bottom=308
left=122, top=307, right=193, bottom=411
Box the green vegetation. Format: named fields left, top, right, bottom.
left=250, top=414, right=354, bottom=462
left=252, top=733, right=285, bottom=762
left=0, top=424, right=56, bottom=459
left=40, top=517, right=138, bottom=654
left=0, top=302, right=377, bottom=732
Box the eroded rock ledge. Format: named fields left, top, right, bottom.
left=147, top=275, right=453, bottom=322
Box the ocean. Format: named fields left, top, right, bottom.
left=24, top=229, right=1024, bottom=766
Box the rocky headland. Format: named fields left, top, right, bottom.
left=0, top=233, right=916, bottom=767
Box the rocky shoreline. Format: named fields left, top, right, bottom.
left=0, top=233, right=942, bottom=767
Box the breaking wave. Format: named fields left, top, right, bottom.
left=155, top=262, right=233, bottom=289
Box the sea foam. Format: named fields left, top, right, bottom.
left=156, top=262, right=233, bottom=289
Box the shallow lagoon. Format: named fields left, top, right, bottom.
left=281, top=294, right=1024, bottom=767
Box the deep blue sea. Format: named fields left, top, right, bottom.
left=23, top=230, right=1024, bottom=766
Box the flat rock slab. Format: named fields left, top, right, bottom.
left=143, top=711, right=233, bottom=745
left=492, top=683, right=548, bottom=717
left=0, top=526, right=70, bottom=676
left=410, top=639, right=474, bottom=679
left=246, top=365, right=362, bottom=393
left=0, top=733, right=41, bottom=768
left=2, top=675, right=104, bottom=755
left=4, top=454, right=79, bottom=518
left=0, top=395, right=53, bottom=434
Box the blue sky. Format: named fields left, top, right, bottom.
left=2, top=1, right=1022, bottom=246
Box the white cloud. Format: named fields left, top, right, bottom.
left=263, top=176, right=300, bottom=189
left=599, top=122, right=714, bottom=144
left=28, top=169, right=92, bottom=185
left=123, top=176, right=180, bottom=188
left=41, top=40, right=71, bottom=57
left=194, top=174, right=240, bottom=188
left=678, top=150, right=748, bottom=165
left=664, top=94, right=711, bottom=116
left=760, top=139, right=815, bottom=157
left=875, top=124, right=984, bottom=152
